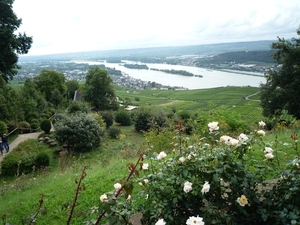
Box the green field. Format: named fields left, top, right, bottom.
left=115, top=85, right=263, bottom=120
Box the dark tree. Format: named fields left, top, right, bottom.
left=260, top=26, right=300, bottom=119
left=83, top=66, right=119, bottom=111
left=33, top=69, right=67, bottom=103
left=0, top=0, right=32, bottom=82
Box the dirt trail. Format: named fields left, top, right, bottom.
left=0, top=132, right=41, bottom=163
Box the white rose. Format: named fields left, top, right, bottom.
left=183, top=181, right=193, bottom=193
left=142, top=163, right=149, bottom=170
left=157, top=151, right=167, bottom=160
left=201, top=181, right=210, bottom=194
left=114, top=183, right=122, bottom=191
left=100, top=194, right=108, bottom=202
left=179, top=156, right=185, bottom=163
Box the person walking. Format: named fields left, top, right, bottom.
left=2, top=133, right=9, bottom=153
left=0, top=137, right=4, bottom=156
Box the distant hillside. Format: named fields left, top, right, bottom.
left=19, top=40, right=274, bottom=62
left=195, top=50, right=276, bottom=65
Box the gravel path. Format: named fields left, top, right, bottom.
left=0, top=132, right=42, bottom=163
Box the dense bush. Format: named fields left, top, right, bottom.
left=177, top=110, right=191, bottom=122
left=40, top=119, right=51, bottom=134
left=18, top=121, right=31, bottom=133
left=0, top=121, right=8, bottom=136
left=90, top=113, right=106, bottom=128
left=1, top=140, right=46, bottom=176
left=101, top=111, right=115, bottom=128
left=51, top=113, right=68, bottom=125
left=68, top=101, right=90, bottom=114
left=134, top=107, right=153, bottom=132
left=134, top=107, right=168, bottom=133
left=53, top=112, right=104, bottom=152
left=35, top=152, right=50, bottom=168
left=115, top=110, right=132, bottom=126
left=106, top=126, right=121, bottom=139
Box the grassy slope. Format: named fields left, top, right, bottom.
left=2, top=85, right=293, bottom=224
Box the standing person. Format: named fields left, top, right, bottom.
left=0, top=137, right=4, bottom=156
left=2, top=134, right=9, bottom=153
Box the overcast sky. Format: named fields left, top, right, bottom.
left=13, top=0, right=300, bottom=56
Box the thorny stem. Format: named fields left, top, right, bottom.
left=28, top=194, right=44, bottom=225
left=94, top=153, right=145, bottom=225
left=66, top=166, right=87, bottom=225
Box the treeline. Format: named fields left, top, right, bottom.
left=150, top=68, right=202, bottom=77
left=195, top=50, right=276, bottom=65
left=123, top=64, right=149, bottom=70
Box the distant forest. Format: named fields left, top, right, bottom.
left=195, top=50, right=276, bottom=65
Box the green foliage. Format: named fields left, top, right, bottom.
left=34, top=69, right=67, bottom=103
left=68, top=101, right=90, bottom=114
left=40, top=119, right=51, bottom=134
left=177, top=110, right=191, bottom=122
left=261, top=26, right=300, bottom=119
left=1, top=140, right=46, bottom=176
left=83, top=66, right=119, bottom=111
left=18, top=121, right=30, bottom=130
left=135, top=122, right=300, bottom=225
left=0, top=121, right=8, bottom=136
left=51, top=113, right=68, bottom=125
left=53, top=112, right=104, bottom=152
left=35, top=152, right=50, bottom=169
left=134, top=97, right=140, bottom=101
left=30, top=122, right=39, bottom=130
left=90, top=112, right=106, bottom=128
left=134, top=107, right=153, bottom=132
left=101, top=110, right=115, bottom=128
left=0, top=0, right=32, bottom=82
left=144, top=126, right=175, bottom=154
left=66, top=79, right=79, bottom=100
left=115, top=110, right=132, bottom=126
left=107, top=126, right=121, bottom=139
left=134, top=107, right=168, bottom=133
left=273, top=109, right=297, bottom=127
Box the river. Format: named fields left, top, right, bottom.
left=74, top=60, right=266, bottom=90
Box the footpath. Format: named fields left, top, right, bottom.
left=0, top=132, right=42, bottom=163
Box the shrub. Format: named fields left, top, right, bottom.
left=101, top=111, right=114, bottom=128
left=0, top=121, right=8, bottom=136
left=0, top=139, right=50, bottom=176
left=115, top=110, right=132, bottom=126
left=35, top=152, right=50, bottom=168
left=53, top=112, right=104, bottom=152
left=40, top=119, right=51, bottom=134
left=30, top=122, right=39, bottom=130
left=68, top=101, right=90, bottom=114
left=106, top=126, right=121, bottom=139
left=134, top=107, right=168, bottom=133
left=51, top=113, right=68, bottom=125
left=18, top=121, right=31, bottom=133
left=90, top=113, right=106, bottom=128
left=134, top=107, right=153, bottom=132
left=178, top=110, right=191, bottom=123
left=134, top=97, right=140, bottom=101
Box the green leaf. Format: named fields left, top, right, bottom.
left=102, top=202, right=112, bottom=214
left=213, top=174, right=219, bottom=183
left=123, top=180, right=134, bottom=195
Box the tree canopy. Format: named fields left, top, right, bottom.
left=33, top=69, right=67, bottom=104
left=0, top=0, right=32, bottom=82
left=260, top=26, right=300, bottom=119
left=83, top=66, right=119, bottom=111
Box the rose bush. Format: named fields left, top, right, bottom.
left=92, top=121, right=300, bottom=225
